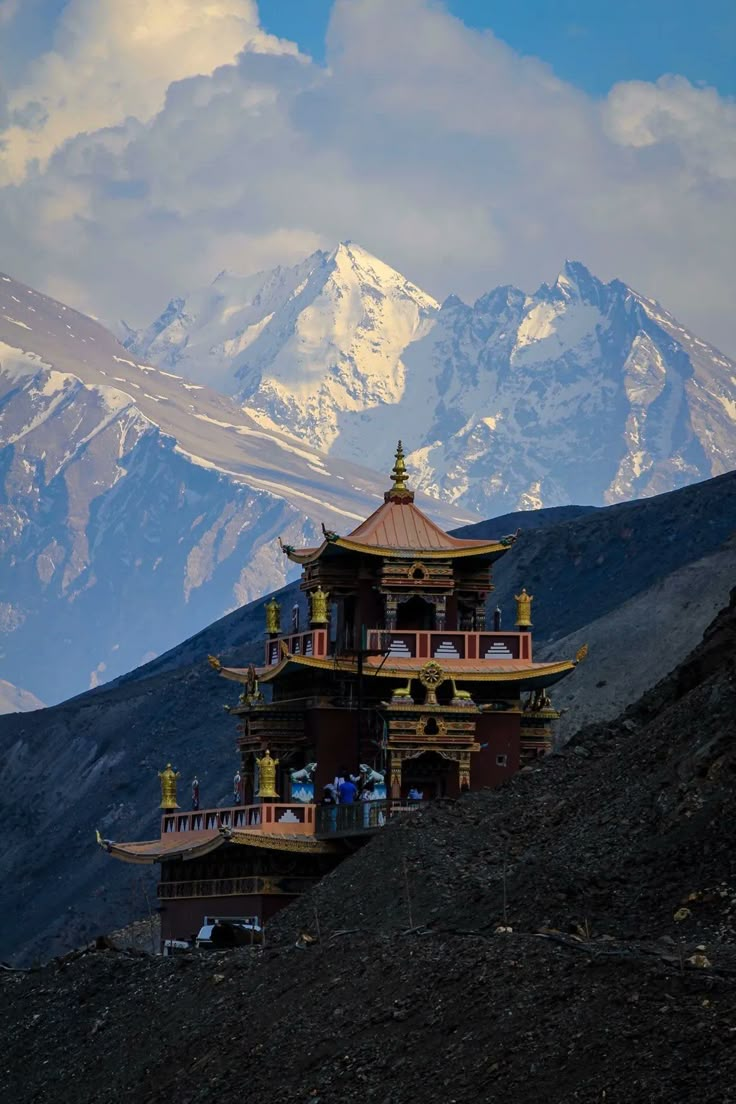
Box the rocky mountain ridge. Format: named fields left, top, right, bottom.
left=132, top=246, right=736, bottom=515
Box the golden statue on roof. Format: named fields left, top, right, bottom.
left=158, top=763, right=181, bottom=810
left=309, top=585, right=330, bottom=625
left=514, top=587, right=533, bottom=628
left=256, top=749, right=280, bottom=799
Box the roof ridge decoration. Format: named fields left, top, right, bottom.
left=277, top=440, right=520, bottom=563
left=385, top=439, right=415, bottom=504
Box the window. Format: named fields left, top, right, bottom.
left=496, top=754, right=507, bottom=767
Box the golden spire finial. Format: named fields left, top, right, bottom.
left=391, top=440, right=408, bottom=492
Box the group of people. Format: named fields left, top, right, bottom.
left=320, top=768, right=373, bottom=806
left=319, top=770, right=425, bottom=808
left=320, top=768, right=384, bottom=830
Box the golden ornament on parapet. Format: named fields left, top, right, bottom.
left=207, top=654, right=222, bottom=671
left=256, top=749, right=280, bottom=799
left=265, top=597, right=281, bottom=634
left=158, top=763, right=181, bottom=809
left=309, top=585, right=329, bottom=625
left=514, top=588, right=533, bottom=628
left=575, top=643, right=589, bottom=662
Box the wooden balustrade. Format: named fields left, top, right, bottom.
left=263, top=628, right=531, bottom=667
left=160, top=800, right=420, bottom=840
left=365, top=629, right=531, bottom=662
left=161, top=803, right=315, bottom=836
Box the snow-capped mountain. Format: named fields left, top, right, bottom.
left=0, top=271, right=471, bottom=706
left=134, top=248, right=736, bottom=514
left=127, top=242, right=439, bottom=450
left=400, top=263, right=736, bottom=512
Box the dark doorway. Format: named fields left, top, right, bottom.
left=402, top=751, right=457, bottom=798
left=397, top=595, right=436, bottom=630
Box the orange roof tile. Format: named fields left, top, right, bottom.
left=343, top=498, right=490, bottom=551
left=102, top=830, right=224, bottom=865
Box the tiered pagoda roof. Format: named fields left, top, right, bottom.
left=282, top=442, right=515, bottom=564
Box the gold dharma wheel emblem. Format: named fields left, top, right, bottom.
left=419, top=661, right=445, bottom=704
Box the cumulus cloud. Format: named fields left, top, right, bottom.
left=0, top=0, right=298, bottom=184
left=0, top=0, right=734, bottom=356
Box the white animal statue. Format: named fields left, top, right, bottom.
left=359, top=764, right=385, bottom=786
left=290, top=762, right=317, bottom=783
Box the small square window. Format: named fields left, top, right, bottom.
left=496, top=754, right=507, bottom=767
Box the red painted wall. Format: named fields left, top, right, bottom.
left=160, top=893, right=298, bottom=944
left=472, top=712, right=521, bottom=788
left=309, top=708, right=359, bottom=793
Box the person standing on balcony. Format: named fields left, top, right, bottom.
left=338, top=776, right=357, bottom=804
left=320, top=784, right=337, bottom=831
left=360, top=783, right=374, bottom=827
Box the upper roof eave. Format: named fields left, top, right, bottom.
left=282, top=535, right=513, bottom=565
left=334, top=536, right=511, bottom=561
left=98, top=830, right=225, bottom=865
left=243, top=654, right=577, bottom=688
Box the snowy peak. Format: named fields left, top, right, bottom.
left=131, top=243, right=440, bottom=453
left=534, top=259, right=610, bottom=309
left=132, top=247, right=736, bottom=520
left=327, top=241, right=438, bottom=312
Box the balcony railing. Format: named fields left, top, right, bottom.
left=264, top=628, right=531, bottom=666
left=365, top=629, right=531, bottom=662
left=264, top=628, right=329, bottom=666
left=314, top=799, right=424, bottom=837
left=161, top=803, right=315, bottom=836
left=160, top=800, right=422, bottom=840
left=157, top=876, right=318, bottom=899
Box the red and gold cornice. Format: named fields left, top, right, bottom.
left=219, top=653, right=577, bottom=689
left=283, top=536, right=511, bottom=565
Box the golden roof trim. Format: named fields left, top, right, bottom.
left=246, top=654, right=577, bottom=684
left=228, top=830, right=338, bottom=854
left=100, top=832, right=226, bottom=865
left=332, top=537, right=510, bottom=560
left=282, top=537, right=509, bottom=564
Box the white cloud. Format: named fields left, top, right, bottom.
left=1, top=0, right=735, bottom=356
left=0, top=0, right=298, bottom=184
left=605, top=75, right=736, bottom=180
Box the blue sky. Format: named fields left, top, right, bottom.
left=258, top=0, right=736, bottom=96
left=2, top=1, right=734, bottom=96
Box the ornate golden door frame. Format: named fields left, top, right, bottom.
left=389, top=747, right=472, bottom=797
